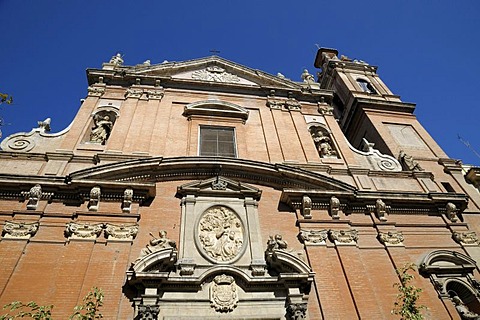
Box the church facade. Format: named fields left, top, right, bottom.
left=1, top=48, right=480, bottom=319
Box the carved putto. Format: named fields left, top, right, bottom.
left=192, top=66, right=240, bottom=83
left=104, top=223, right=138, bottom=241
left=399, top=150, right=424, bottom=172
left=2, top=221, right=39, bottom=239
left=286, top=303, right=308, bottom=320
left=122, top=188, right=133, bottom=213
left=309, top=126, right=337, bottom=158
left=375, top=199, right=388, bottom=221
left=65, top=222, right=104, bottom=240
left=27, top=184, right=42, bottom=210
left=209, top=274, right=238, bottom=312
left=89, top=115, right=113, bottom=145
left=88, top=186, right=101, bottom=211
left=266, top=234, right=288, bottom=252
left=329, top=196, right=340, bottom=219
left=135, top=230, right=176, bottom=264
left=302, top=195, right=312, bottom=219
left=298, top=229, right=328, bottom=245
left=446, top=202, right=459, bottom=222
left=378, top=231, right=404, bottom=246
left=328, top=229, right=358, bottom=245
left=136, top=304, right=159, bottom=320
left=198, top=206, right=244, bottom=263
left=453, top=231, right=479, bottom=245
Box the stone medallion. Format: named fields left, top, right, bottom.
left=209, top=274, right=238, bottom=312
left=198, top=206, right=244, bottom=263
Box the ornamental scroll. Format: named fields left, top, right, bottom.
left=198, top=206, right=244, bottom=263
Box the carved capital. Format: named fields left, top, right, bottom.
left=104, top=223, right=138, bottom=241
left=2, top=221, right=39, bottom=239
left=378, top=231, right=404, bottom=246
left=285, top=97, right=301, bottom=111
left=298, top=229, right=328, bottom=245
left=125, top=88, right=144, bottom=99
left=266, top=97, right=283, bottom=110
left=65, top=222, right=104, bottom=240
left=87, top=86, right=105, bottom=97
left=453, top=231, right=479, bottom=245
left=318, top=102, right=333, bottom=115
left=328, top=229, right=358, bottom=245
left=286, top=303, right=308, bottom=320
left=137, top=304, right=159, bottom=320
left=146, top=89, right=164, bottom=100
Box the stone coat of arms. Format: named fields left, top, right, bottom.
left=209, top=274, right=238, bottom=312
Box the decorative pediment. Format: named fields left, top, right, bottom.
left=176, top=176, right=262, bottom=200
left=183, top=100, right=249, bottom=121
left=419, top=250, right=476, bottom=275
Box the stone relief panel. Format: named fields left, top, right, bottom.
left=209, top=274, right=238, bottom=312
left=192, top=66, right=241, bottom=83
left=453, top=231, right=479, bottom=246
left=2, top=221, right=39, bottom=239
left=197, top=206, right=245, bottom=263
left=378, top=231, right=404, bottom=246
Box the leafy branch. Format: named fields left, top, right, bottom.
left=392, top=263, right=427, bottom=320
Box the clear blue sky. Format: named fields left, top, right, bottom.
left=1, top=1, right=479, bottom=165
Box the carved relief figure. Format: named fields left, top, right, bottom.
left=376, top=199, right=387, bottom=221
left=27, top=184, right=42, bottom=210
left=198, top=206, right=244, bottom=262
left=90, top=115, right=113, bottom=144
left=136, top=231, right=176, bottom=262
left=310, top=126, right=337, bottom=158
left=452, top=296, right=480, bottom=320
left=399, top=150, right=424, bottom=171
left=267, top=234, right=288, bottom=252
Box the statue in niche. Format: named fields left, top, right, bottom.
left=134, top=230, right=176, bottom=264
left=198, top=206, right=244, bottom=262
left=310, top=126, right=336, bottom=158
left=399, top=150, right=424, bottom=171
left=89, top=114, right=113, bottom=144
left=452, top=296, right=480, bottom=319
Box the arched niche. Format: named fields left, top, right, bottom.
left=84, top=106, right=119, bottom=145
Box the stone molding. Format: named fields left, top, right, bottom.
left=453, top=231, right=479, bottom=246
left=65, top=222, right=104, bottom=240
left=104, top=223, right=138, bottom=241
left=378, top=231, right=404, bottom=246
left=328, top=229, right=358, bottom=245
left=2, top=221, right=39, bottom=239
left=298, top=229, right=328, bottom=245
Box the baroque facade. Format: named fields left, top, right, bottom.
left=1, top=48, right=480, bottom=319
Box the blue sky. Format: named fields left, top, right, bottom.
left=1, top=1, right=479, bottom=165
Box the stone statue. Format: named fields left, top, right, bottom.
left=399, top=150, right=424, bottom=171
left=267, top=234, right=288, bottom=252
left=301, top=69, right=315, bottom=83
left=375, top=199, right=387, bottom=221
left=310, top=127, right=336, bottom=158
left=135, top=230, right=176, bottom=264
left=27, top=184, right=42, bottom=210
left=452, top=296, right=480, bottom=319
left=90, top=115, right=113, bottom=144
left=109, top=53, right=124, bottom=66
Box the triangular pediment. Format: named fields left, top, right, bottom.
left=176, top=176, right=262, bottom=200
left=128, top=56, right=301, bottom=89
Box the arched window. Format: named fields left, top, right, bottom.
left=356, top=78, right=377, bottom=94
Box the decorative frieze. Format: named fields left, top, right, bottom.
left=65, top=222, right=104, bottom=240
left=378, top=231, right=404, bottom=246
left=298, top=229, right=328, bottom=245
left=192, top=66, right=240, bottom=83
left=328, top=229, right=358, bottom=245
left=2, top=221, right=39, bottom=239
left=104, top=223, right=138, bottom=241
left=209, top=274, right=238, bottom=312
left=453, top=231, right=479, bottom=246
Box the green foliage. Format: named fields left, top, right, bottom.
left=392, top=263, right=427, bottom=320
left=0, top=288, right=103, bottom=320
left=69, top=287, right=103, bottom=320
left=0, top=93, right=13, bottom=105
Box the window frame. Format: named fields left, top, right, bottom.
left=198, top=125, right=237, bottom=158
